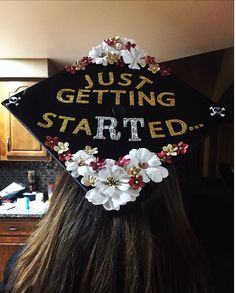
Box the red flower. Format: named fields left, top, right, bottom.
left=115, top=56, right=125, bottom=67
left=146, top=56, right=156, bottom=64
left=157, top=151, right=172, bottom=164
left=115, top=157, right=130, bottom=167
left=81, top=56, right=92, bottom=65
left=159, top=66, right=172, bottom=77
left=129, top=175, right=145, bottom=190
left=65, top=65, right=77, bottom=74
left=58, top=150, right=72, bottom=162
left=104, top=38, right=115, bottom=46
left=45, top=136, right=58, bottom=150
left=125, top=41, right=136, bottom=50
left=90, top=157, right=106, bottom=171
left=177, top=142, right=189, bottom=155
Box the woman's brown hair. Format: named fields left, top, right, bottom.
left=6, top=165, right=213, bottom=293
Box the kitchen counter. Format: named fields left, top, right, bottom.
left=0, top=202, right=49, bottom=218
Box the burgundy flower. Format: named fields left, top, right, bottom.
left=157, top=151, right=172, bottom=164
left=115, top=157, right=130, bottom=167
left=115, top=56, right=125, bottom=67
left=45, top=136, right=58, bottom=150
left=159, top=66, right=172, bottom=77
left=65, top=65, right=77, bottom=74
left=104, top=38, right=115, bottom=46
left=58, top=151, right=72, bottom=162
left=90, top=157, right=106, bottom=171
left=146, top=56, right=156, bottom=65
left=125, top=41, right=136, bottom=50
left=81, top=56, right=92, bottom=65
left=129, top=175, right=145, bottom=190
left=177, top=142, right=189, bottom=155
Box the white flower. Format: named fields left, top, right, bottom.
left=86, top=188, right=139, bottom=211
left=88, top=44, right=108, bottom=65
left=54, top=142, right=69, bottom=154
left=121, top=47, right=147, bottom=69
left=125, top=148, right=169, bottom=183
left=96, top=160, right=130, bottom=192
left=85, top=161, right=139, bottom=211
left=88, top=44, right=120, bottom=66
left=65, top=150, right=95, bottom=178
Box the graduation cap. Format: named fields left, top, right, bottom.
left=2, top=37, right=226, bottom=211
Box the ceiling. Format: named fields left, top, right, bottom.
left=0, top=0, right=233, bottom=69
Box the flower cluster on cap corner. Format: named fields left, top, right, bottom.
left=157, top=142, right=189, bottom=164
left=65, top=36, right=172, bottom=75
left=44, top=136, right=189, bottom=211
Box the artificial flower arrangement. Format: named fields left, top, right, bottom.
left=44, top=136, right=188, bottom=211
left=65, top=36, right=172, bottom=75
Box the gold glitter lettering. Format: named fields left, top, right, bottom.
left=56, top=88, right=75, bottom=103
left=157, top=92, right=175, bottom=107
left=166, top=119, right=187, bottom=136
left=148, top=121, right=166, bottom=138
left=37, top=112, right=57, bottom=128
left=58, top=116, right=76, bottom=132
left=129, top=91, right=135, bottom=106
left=138, top=91, right=156, bottom=106
left=73, top=118, right=92, bottom=135
left=76, top=89, right=90, bottom=104
left=118, top=73, right=132, bottom=86
left=84, top=74, right=94, bottom=89
left=93, top=90, right=109, bottom=104
left=98, top=72, right=114, bottom=86
left=135, top=76, right=153, bottom=90
left=110, top=90, right=126, bottom=105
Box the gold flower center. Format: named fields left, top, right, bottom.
left=98, top=53, right=106, bottom=57
left=128, top=166, right=141, bottom=176
left=105, top=176, right=119, bottom=186
left=78, top=160, right=85, bottom=167
left=138, top=162, right=149, bottom=169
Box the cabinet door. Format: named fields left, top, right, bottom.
left=0, top=242, right=24, bottom=282
left=0, top=81, right=47, bottom=159
left=0, top=217, right=40, bottom=282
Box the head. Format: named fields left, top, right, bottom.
left=7, top=165, right=212, bottom=293
left=3, top=36, right=222, bottom=293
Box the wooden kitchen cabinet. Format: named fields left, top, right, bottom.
left=0, top=217, right=40, bottom=282
left=0, top=81, right=48, bottom=160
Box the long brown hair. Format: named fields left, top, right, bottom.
left=7, top=165, right=213, bottom=293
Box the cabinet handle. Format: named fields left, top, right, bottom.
left=6, top=137, right=10, bottom=152
left=8, top=226, right=22, bottom=231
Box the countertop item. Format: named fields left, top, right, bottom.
left=0, top=202, right=49, bottom=218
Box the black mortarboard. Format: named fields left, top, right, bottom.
left=2, top=37, right=226, bottom=210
